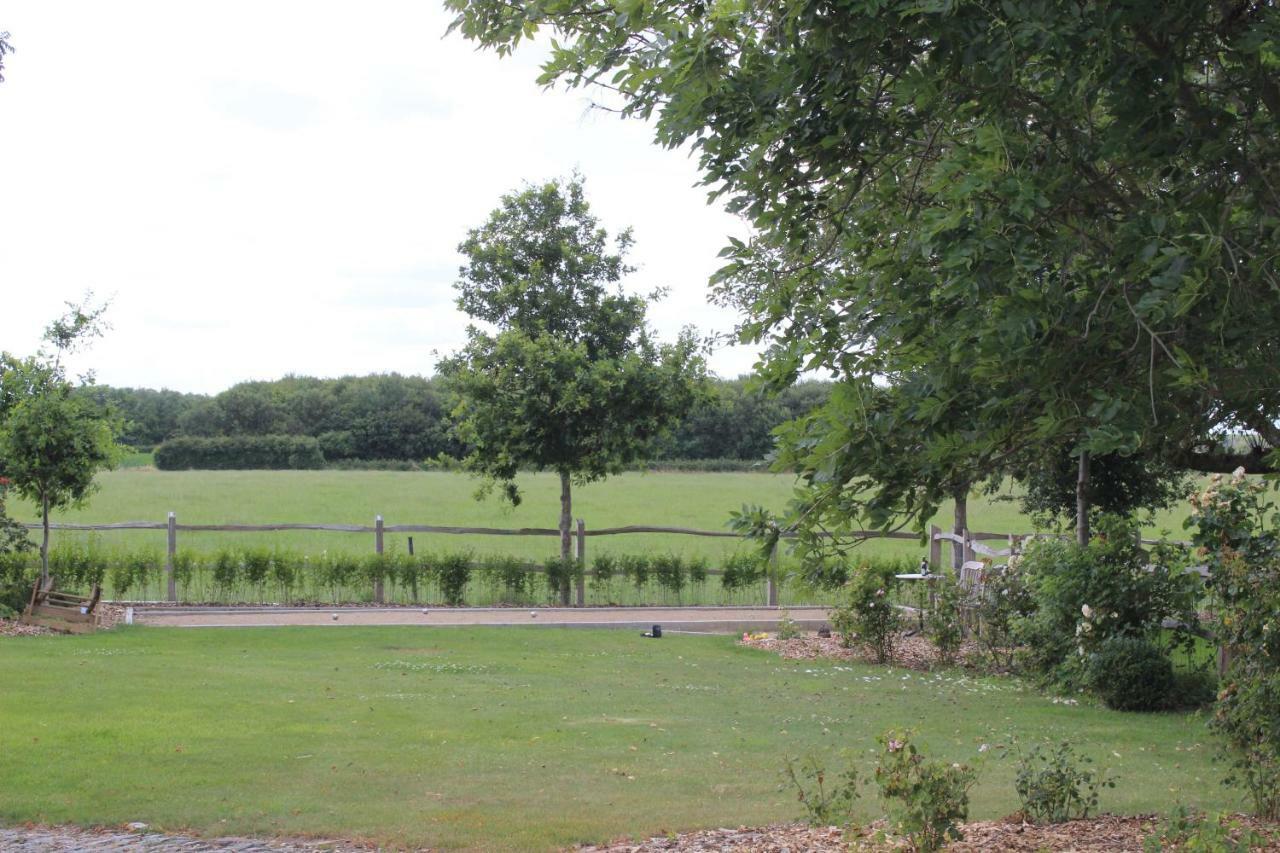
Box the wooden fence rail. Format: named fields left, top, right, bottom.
left=22, top=516, right=1203, bottom=605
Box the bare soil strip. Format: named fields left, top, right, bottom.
left=129, top=605, right=832, bottom=631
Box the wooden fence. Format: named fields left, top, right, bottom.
left=23, top=516, right=1201, bottom=605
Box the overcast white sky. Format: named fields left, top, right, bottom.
left=0, top=2, right=757, bottom=395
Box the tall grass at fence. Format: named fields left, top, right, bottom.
left=3, top=541, right=904, bottom=607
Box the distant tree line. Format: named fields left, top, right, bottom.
left=83, top=374, right=832, bottom=468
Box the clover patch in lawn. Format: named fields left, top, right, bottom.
left=372, top=660, right=490, bottom=674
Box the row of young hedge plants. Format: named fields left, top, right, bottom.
left=5, top=543, right=805, bottom=606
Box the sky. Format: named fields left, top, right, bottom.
left=0, top=2, right=756, bottom=395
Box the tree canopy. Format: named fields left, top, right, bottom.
left=438, top=177, right=706, bottom=595
left=446, top=0, right=1280, bottom=540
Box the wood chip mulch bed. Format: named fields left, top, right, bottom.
left=0, top=604, right=125, bottom=637
left=738, top=632, right=989, bottom=672
left=580, top=814, right=1280, bottom=852
left=0, top=618, right=54, bottom=637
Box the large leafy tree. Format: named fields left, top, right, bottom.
left=446, top=0, right=1280, bottom=548
left=438, top=177, right=705, bottom=601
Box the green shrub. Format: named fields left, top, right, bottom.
left=875, top=730, right=977, bottom=852
left=362, top=553, right=391, bottom=590
left=242, top=549, right=272, bottom=590
left=271, top=551, right=298, bottom=597
left=721, top=552, right=765, bottom=591
left=686, top=555, right=708, bottom=585
left=154, top=435, right=325, bottom=470
left=619, top=553, right=650, bottom=589
left=1142, top=805, right=1271, bottom=852
left=831, top=563, right=901, bottom=663
left=592, top=553, right=616, bottom=584
left=111, top=549, right=160, bottom=597
left=325, top=553, right=361, bottom=599
left=973, top=563, right=1035, bottom=671
left=0, top=549, right=33, bottom=614
left=437, top=552, right=472, bottom=606
left=926, top=575, right=965, bottom=665
left=777, top=610, right=801, bottom=640
left=782, top=753, right=859, bottom=827
left=1014, top=516, right=1200, bottom=687
left=543, top=556, right=577, bottom=600
left=212, top=549, right=241, bottom=592
left=651, top=553, right=685, bottom=594
left=172, top=550, right=198, bottom=589
left=384, top=553, right=416, bottom=597
left=1170, top=667, right=1218, bottom=711
left=1014, top=742, right=1112, bottom=824
left=400, top=554, right=434, bottom=602
left=1087, top=636, right=1176, bottom=711
left=488, top=554, right=528, bottom=601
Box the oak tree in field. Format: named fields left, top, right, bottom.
left=446, top=1, right=1280, bottom=557
left=438, top=178, right=705, bottom=602
left=0, top=299, right=121, bottom=584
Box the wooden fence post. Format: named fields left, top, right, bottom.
left=166, top=512, right=177, bottom=603
left=929, top=524, right=942, bottom=572
left=766, top=540, right=779, bottom=607
left=962, top=528, right=975, bottom=563
left=373, top=515, right=385, bottom=605
left=575, top=519, right=586, bottom=607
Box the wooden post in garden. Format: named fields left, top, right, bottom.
left=929, top=525, right=942, bottom=572
left=766, top=540, right=779, bottom=607
left=962, top=529, right=975, bottom=563
left=166, top=512, right=177, bottom=603
left=373, top=515, right=385, bottom=605
left=575, top=519, right=586, bottom=607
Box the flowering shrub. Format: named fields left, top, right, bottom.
left=875, top=730, right=976, bottom=852
left=1186, top=469, right=1280, bottom=818
left=1014, top=515, right=1199, bottom=688
left=831, top=563, right=901, bottom=662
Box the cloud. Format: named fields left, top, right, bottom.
left=207, top=79, right=322, bottom=131
left=0, top=0, right=758, bottom=395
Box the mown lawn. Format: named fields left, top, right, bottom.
left=0, top=627, right=1234, bottom=850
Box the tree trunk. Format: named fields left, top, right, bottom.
left=558, top=471, right=572, bottom=605
left=1076, top=450, right=1091, bottom=546
left=40, top=494, right=50, bottom=588
left=951, top=486, right=968, bottom=573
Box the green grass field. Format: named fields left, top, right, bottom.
left=12, top=468, right=1201, bottom=560
left=0, top=627, right=1233, bottom=850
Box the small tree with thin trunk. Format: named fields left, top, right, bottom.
left=0, top=390, right=119, bottom=584
left=439, top=177, right=705, bottom=602
left=0, top=297, right=120, bottom=586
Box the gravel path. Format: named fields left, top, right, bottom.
left=0, top=826, right=365, bottom=852
left=132, top=605, right=832, bottom=632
